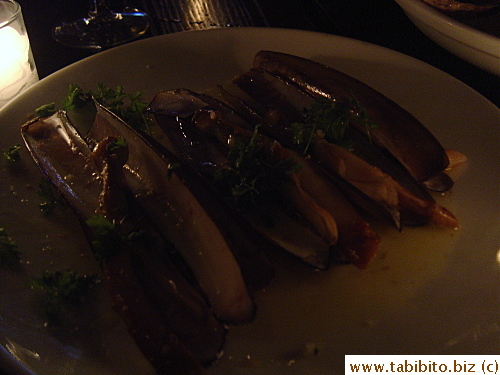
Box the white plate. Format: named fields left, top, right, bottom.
left=0, top=28, right=498, bottom=375
left=394, top=0, right=500, bottom=75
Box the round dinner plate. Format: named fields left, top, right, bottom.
left=0, top=27, right=498, bottom=375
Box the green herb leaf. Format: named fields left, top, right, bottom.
left=0, top=228, right=21, bottom=269
left=213, top=127, right=299, bottom=214
left=292, top=96, right=377, bottom=154
left=38, top=178, right=67, bottom=215
left=35, top=102, right=57, bottom=117
left=61, top=84, right=89, bottom=110
left=35, top=83, right=150, bottom=133
left=3, top=144, right=21, bottom=163
left=93, top=83, right=149, bottom=133
left=85, top=214, right=124, bottom=261
left=29, top=269, right=100, bottom=325
left=107, top=136, right=127, bottom=153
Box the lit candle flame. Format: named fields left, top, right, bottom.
left=0, top=25, right=31, bottom=101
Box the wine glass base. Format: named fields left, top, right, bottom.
left=53, top=11, right=149, bottom=50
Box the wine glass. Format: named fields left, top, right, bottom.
left=52, top=0, right=149, bottom=50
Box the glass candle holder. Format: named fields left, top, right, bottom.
left=0, top=0, right=38, bottom=109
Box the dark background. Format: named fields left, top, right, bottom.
left=14, top=0, right=500, bottom=106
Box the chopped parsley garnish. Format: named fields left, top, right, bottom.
left=3, top=144, right=21, bottom=163
left=85, top=214, right=124, bottom=261
left=107, top=136, right=127, bottom=153
left=0, top=228, right=21, bottom=269
left=85, top=213, right=158, bottom=261
left=29, top=269, right=100, bottom=325
left=38, top=178, right=67, bottom=215
left=212, top=127, right=299, bottom=215
left=292, top=96, right=377, bottom=154
left=35, top=83, right=150, bottom=133
left=61, top=83, right=88, bottom=110
left=35, top=103, right=57, bottom=117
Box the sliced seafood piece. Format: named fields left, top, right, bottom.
left=232, top=66, right=457, bottom=227
left=269, top=142, right=381, bottom=268
left=313, top=139, right=458, bottom=228
left=21, top=112, right=227, bottom=372
left=193, top=108, right=338, bottom=246
left=232, top=69, right=308, bottom=147
left=230, top=69, right=441, bottom=205
left=247, top=205, right=332, bottom=269
left=149, top=91, right=332, bottom=269
left=445, top=149, right=468, bottom=169
left=312, top=139, right=401, bottom=227
left=21, top=111, right=102, bottom=219
left=155, top=88, right=381, bottom=267
left=93, top=137, right=227, bottom=365
left=253, top=50, right=451, bottom=185
left=88, top=102, right=256, bottom=324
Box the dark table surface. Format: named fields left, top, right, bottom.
left=15, top=0, right=500, bottom=107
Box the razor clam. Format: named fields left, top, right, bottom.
left=231, top=68, right=458, bottom=228
left=21, top=112, right=227, bottom=373
left=312, top=139, right=458, bottom=228
left=148, top=90, right=333, bottom=269
left=268, top=140, right=381, bottom=268
left=87, top=102, right=258, bottom=323
left=231, top=69, right=404, bottom=227
left=192, top=108, right=339, bottom=246
left=252, top=50, right=451, bottom=186
left=150, top=88, right=382, bottom=268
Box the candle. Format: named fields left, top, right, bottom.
left=0, top=26, right=30, bottom=99
left=0, top=0, right=38, bottom=108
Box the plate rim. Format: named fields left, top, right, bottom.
left=394, top=0, right=500, bottom=54
left=0, top=26, right=498, bottom=375
left=2, top=27, right=498, bottom=116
